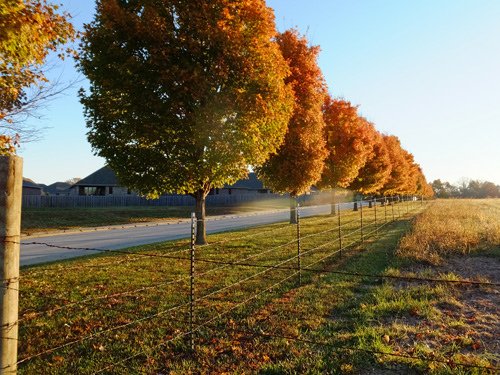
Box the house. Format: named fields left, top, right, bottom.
left=43, top=182, right=72, bottom=196
left=68, top=166, right=133, bottom=196
left=22, top=178, right=42, bottom=196
left=70, top=166, right=272, bottom=196
left=210, top=173, right=271, bottom=195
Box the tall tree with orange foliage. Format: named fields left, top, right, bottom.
left=380, top=135, right=415, bottom=197
left=79, top=0, right=294, bottom=244
left=349, top=129, right=392, bottom=195
left=0, top=0, right=75, bottom=143
left=401, top=152, right=420, bottom=195
left=257, top=29, right=327, bottom=223
left=318, top=97, right=374, bottom=213
left=415, top=167, right=434, bottom=198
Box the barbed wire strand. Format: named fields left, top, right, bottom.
left=17, top=203, right=459, bottom=370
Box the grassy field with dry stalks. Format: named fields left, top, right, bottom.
left=348, top=199, right=500, bottom=374
left=397, top=199, right=500, bottom=264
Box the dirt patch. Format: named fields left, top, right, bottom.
left=437, top=256, right=500, bottom=357
left=397, top=255, right=500, bottom=367
left=443, top=256, right=500, bottom=283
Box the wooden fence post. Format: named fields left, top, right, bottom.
left=0, top=156, right=23, bottom=374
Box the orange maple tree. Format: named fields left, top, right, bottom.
left=257, top=29, right=327, bottom=223
left=79, top=0, right=293, bottom=244
left=0, top=135, right=18, bottom=156
left=0, top=0, right=74, bottom=128
left=379, top=135, right=417, bottom=197
left=318, top=96, right=375, bottom=212
left=349, top=129, right=392, bottom=195
left=415, top=166, right=434, bottom=198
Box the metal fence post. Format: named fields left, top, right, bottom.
left=337, top=203, right=342, bottom=257
left=360, top=200, right=364, bottom=243
left=189, top=212, right=196, bottom=350
left=384, top=198, right=388, bottom=223
left=374, top=198, right=377, bottom=233
left=397, top=195, right=401, bottom=218
left=0, top=156, right=23, bottom=374
left=296, top=203, right=301, bottom=286
left=391, top=197, right=395, bottom=221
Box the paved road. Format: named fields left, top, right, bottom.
left=21, top=203, right=356, bottom=266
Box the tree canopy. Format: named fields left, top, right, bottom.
left=78, top=0, right=293, bottom=243
left=432, top=179, right=499, bottom=198
left=318, top=97, right=374, bottom=190
left=348, top=129, right=391, bottom=195
left=0, top=134, right=17, bottom=156
left=379, top=135, right=412, bottom=196
left=257, top=29, right=327, bottom=198
left=415, top=167, right=434, bottom=198
left=0, top=0, right=75, bottom=139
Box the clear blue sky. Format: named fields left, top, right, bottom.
left=18, top=0, right=500, bottom=185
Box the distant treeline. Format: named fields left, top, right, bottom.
left=431, top=179, right=500, bottom=198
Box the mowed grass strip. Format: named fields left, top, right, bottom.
left=21, top=199, right=292, bottom=235
left=18, top=200, right=423, bottom=374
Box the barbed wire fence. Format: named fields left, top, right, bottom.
left=2, top=186, right=499, bottom=373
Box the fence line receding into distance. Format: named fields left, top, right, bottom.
left=3, top=195, right=499, bottom=373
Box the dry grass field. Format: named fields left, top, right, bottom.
left=352, top=199, right=500, bottom=374
left=397, top=199, right=500, bottom=264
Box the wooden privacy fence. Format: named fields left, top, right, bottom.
left=22, top=193, right=288, bottom=208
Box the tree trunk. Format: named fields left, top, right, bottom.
left=353, top=201, right=358, bottom=211
left=194, top=190, right=207, bottom=245
left=330, top=190, right=336, bottom=215
left=289, top=195, right=297, bottom=224
left=368, top=200, right=373, bottom=208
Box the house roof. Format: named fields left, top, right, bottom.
left=23, top=178, right=42, bottom=190
left=224, top=173, right=266, bottom=190
left=73, top=166, right=119, bottom=187
left=44, top=182, right=71, bottom=195
left=73, top=166, right=266, bottom=191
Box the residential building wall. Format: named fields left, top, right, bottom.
left=22, top=187, right=42, bottom=196
left=68, top=185, right=137, bottom=196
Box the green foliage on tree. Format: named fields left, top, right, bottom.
left=78, top=0, right=293, bottom=244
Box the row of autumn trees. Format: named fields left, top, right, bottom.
left=1, top=1, right=432, bottom=244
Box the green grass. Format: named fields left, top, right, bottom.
left=243, top=200, right=499, bottom=375
left=20, top=200, right=498, bottom=374
left=20, top=200, right=416, bottom=373
left=21, top=199, right=292, bottom=235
